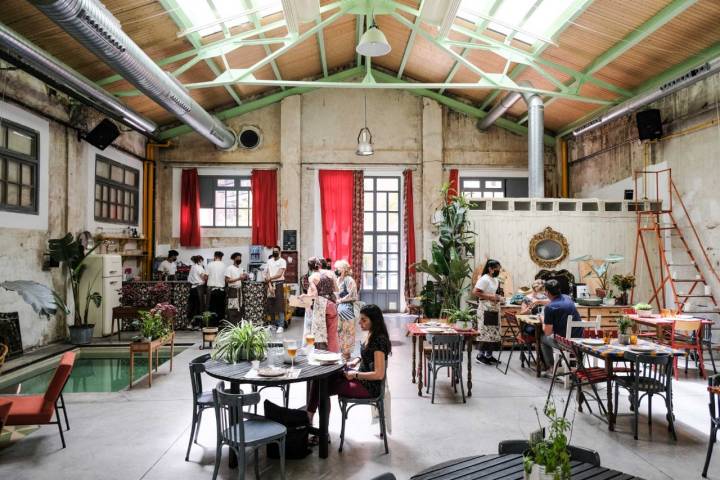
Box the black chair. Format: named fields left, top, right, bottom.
left=496, top=311, right=538, bottom=375
left=339, top=368, right=389, bottom=454
left=614, top=353, right=676, bottom=440
left=212, top=382, right=287, bottom=480
left=425, top=334, right=465, bottom=404
left=498, top=440, right=600, bottom=466
left=369, top=474, right=396, bottom=480
left=703, top=374, right=720, bottom=477
left=185, top=353, right=213, bottom=461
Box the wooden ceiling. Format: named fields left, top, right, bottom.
left=1, top=0, right=719, bottom=134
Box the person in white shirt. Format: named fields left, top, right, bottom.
left=472, top=259, right=504, bottom=365
left=265, top=245, right=287, bottom=328
left=158, top=250, right=178, bottom=280
left=206, top=251, right=227, bottom=322
left=225, top=252, right=248, bottom=324
left=187, top=255, right=208, bottom=327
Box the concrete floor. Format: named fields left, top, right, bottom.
left=0, top=314, right=718, bottom=480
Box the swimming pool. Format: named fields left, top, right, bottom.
left=0, top=347, right=185, bottom=394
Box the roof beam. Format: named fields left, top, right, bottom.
left=396, top=0, right=425, bottom=78
left=355, top=14, right=363, bottom=67
left=316, top=16, right=329, bottom=77
left=242, top=0, right=285, bottom=90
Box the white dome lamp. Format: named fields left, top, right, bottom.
left=355, top=20, right=391, bottom=57
left=356, top=94, right=374, bottom=156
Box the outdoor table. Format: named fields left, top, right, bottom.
left=203, top=351, right=344, bottom=461
left=570, top=337, right=683, bottom=432
left=406, top=322, right=477, bottom=397
left=630, top=313, right=713, bottom=340
left=516, top=314, right=544, bottom=377
left=410, top=453, right=643, bottom=479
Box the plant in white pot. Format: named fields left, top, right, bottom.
left=442, top=306, right=475, bottom=329
left=523, top=404, right=572, bottom=480
left=212, top=321, right=269, bottom=363
left=616, top=315, right=633, bottom=345
left=635, top=302, right=653, bottom=317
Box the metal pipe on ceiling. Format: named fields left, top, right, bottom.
left=28, top=0, right=236, bottom=149
left=572, top=56, right=720, bottom=137
left=0, top=23, right=157, bottom=135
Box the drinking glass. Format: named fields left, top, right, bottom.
left=305, top=334, right=315, bottom=356
left=603, top=330, right=611, bottom=345
left=630, top=334, right=638, bottom=345
left=287, top=341, right=298, bottom=371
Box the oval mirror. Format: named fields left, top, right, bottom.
left=529, top=227, right=569, bottom=268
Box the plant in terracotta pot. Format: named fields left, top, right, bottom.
left=611, top=274, right=635, bottom=306
left=523, top=404, right=572, bottom=480
left=212, top=321, right=269, bottom=363
left=616, top=315, right=633, bottom=345
left=200, top=311, right=219, bottom=349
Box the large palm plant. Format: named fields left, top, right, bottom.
left=414, top=185, right=474, bottom=312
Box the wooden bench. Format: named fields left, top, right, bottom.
left=128, top=332, right=175, bottom=388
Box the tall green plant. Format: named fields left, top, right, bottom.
left=414, top=184, right=474, bottom=311
left=48, top=233, right=102, bottom=327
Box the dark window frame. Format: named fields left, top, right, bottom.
left=199, top=175, right=252, bottom=228
left=0, top=118, right=40, bottom=215
left=94, top=155, right=140, bottom=225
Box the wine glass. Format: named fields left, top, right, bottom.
left=305, top=334, right=315, bottom=357
left=287, top=340, right=298, bottom=372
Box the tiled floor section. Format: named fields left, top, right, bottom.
left=0, top=314, right=717, bottom=479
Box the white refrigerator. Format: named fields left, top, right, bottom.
left=78, top=254, right=122, bottom=337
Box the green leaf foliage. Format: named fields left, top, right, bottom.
left=212, top=321, right=269, bottom=363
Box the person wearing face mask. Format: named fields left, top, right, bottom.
left=265, top=245, right=287, bottom=328
left=472, top=259, right=504, bottom=365
left=225, top=252, right=247, bottom=324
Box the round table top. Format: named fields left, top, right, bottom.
left=410, top=454, right=641, bottom=480
left=203, top=351, right=345, bottom=386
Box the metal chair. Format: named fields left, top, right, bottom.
left=212, top=382, right=287, bottom=480
left=614, top=353, right=676, bottom=441
left=496, top=311, right=537, bottom=375
left=498, top=439, right=600, bottom=466
left=338, top=368, right=389, bottom=454
left=369, top=474, right=396, bottom=480
left=185, top=353, right=213, bottom=461
left=703, top=374, right=720, bottom=477
left=425, top=334, right=465, bottom=404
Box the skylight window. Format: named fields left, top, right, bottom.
left=176, top=0, right=283, bottom=37
left=458, top=0, right=576, bottom=45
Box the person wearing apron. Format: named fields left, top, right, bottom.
left=335, top=259, right=359, bottom=360
left=472, top=259, right=504, bottom=365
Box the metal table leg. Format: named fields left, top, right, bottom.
left=318, top=377, right=330, bottom=458
left=412, top=335, right=417, bottom=384
left=467, top=338, right=473, bottom=397
left=417, top=335, right=424, bottom=396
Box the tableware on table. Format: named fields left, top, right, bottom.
left=424, top=327, right=446, bottom=334
left=251, top=360, right=260, bottom=370
left=287, top=341, right=298, bottom=371
left=629, top=343, right=656, bottom=352
left=582, top=338, right=605, bottom=346
left=603, top=330, right=611, bottom=345
left=257, top=366, right=286, bottom=377
left=630, top=334, right=638, bottom=345
left=677, top=314, right=693, bottom=319
left=313, top=352, right=341, bottom=365
left=424, top=321, right=442, bottom=327
left=305, top=333, right=315, bottom=355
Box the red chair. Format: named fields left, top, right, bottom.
left=0, top=399, right=12, bottom=429
left=0, top=351, right=75, bottom=448
left=666, top=319, right=705, bottom=379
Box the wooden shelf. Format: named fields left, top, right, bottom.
left=98, top=235, right=146, bottom=241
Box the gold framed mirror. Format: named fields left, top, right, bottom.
left=529, top=227, right=569, bottom=268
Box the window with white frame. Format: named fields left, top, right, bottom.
left=199, top=176, right=252, bottom=228
left=0, top=118, right=39, bottom=214
left=94, top=155, right=140, bottom=224
left=461, top=178, right=506, bottom=199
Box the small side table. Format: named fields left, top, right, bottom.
left=128, top=332, right=175, bottom=388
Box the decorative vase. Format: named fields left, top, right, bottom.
left=595, top=288, right=607, bottom=298
left=618, top=333, right=631, bottom=345
left=603, top=297, right=616, bottom=306
left=618, top=292, right=629, bottom=306
left=68, top=325, right=94, bottom=345
left=531, top=464, right=556, bottom=480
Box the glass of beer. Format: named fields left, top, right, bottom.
left=305, top=334, right=315, bottom=356
left=287, top=341, right=298, bottom=371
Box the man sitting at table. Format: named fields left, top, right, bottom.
left=541, top=279, right=582, bottom=372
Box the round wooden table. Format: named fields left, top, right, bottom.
left=204, top=352, right=344, bottom=461
left=410, top=454, right=642, bottom=479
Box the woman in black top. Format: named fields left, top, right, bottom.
left=307, top=304, right=391, bottom=422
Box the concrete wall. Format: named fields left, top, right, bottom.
left=569, top=70, right=720, bottom=311
left=0, top=65, right=146, bottom=350
left=156, top=88, right=557, bottom=306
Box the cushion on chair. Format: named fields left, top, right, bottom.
left=0, top=395, right=53, bottom=425
left=223, top=419, right=287, bottom=446
left=42, top=352, right=76, bottom=412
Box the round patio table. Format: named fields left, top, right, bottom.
left=203, top=351, right=344, bottom=462
left=410, top=454, right=642, bottom=479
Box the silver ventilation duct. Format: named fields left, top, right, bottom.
left=572, top=56, right=720, bottom=137
left=29, top=0, right=236, bottom=149
left=477, top=82, right=544, bottom=197
left=0, top=23, right=157, bottom=134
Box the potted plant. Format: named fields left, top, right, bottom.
left=571, top=254, right=624, bottom=299
left=200, top=311, right=219, bottom=348
left=415, top=184, right=475, bottom=313
left=48, top=233, right=103, bottom=345
left=134, top=310, right=169, bottom=342
left=212, top=321, right=269, bottom=363
left=634, top=302, right=653, bottom=317
left=611, top=274, right=636, bottom=306
left=523, top=404, right=572, bottom=480
left=616, top=315, right=633, bottom=345
left=419, top=281, right=443, bottom=319
left=443, top=306, right=475, bottom=329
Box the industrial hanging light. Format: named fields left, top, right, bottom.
left=356, top=94, right=374, bottom=156
left=356, top=19, right=391, bottom=57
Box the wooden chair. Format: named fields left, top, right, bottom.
left=339, top=367, right=389, bottom=454
left=666, top=319, right=705, bottom=379
left=112, top=306, right=140, bottom=340
left=0, top=351, right=75, bottom=447
left=425, top=334, right=465, bottom=404
left=185, top=354, right=213, bottom=461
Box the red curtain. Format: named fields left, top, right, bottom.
left=403, top=170, right=417, bottom=303
left=180, top=168, right=201, bottom=247
left=251, top=169, right=278, bottom=246
left=351, top=171, right=364, bottom=288
left=319, top=170, right=354, bottom=264
left=447, top=168, right=459, bottom=203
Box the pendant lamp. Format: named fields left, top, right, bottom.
left=355, top=22, right=391, bottom=57
left=356, top=94, right=373, bottom=156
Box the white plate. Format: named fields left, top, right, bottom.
left=629, top=344, right=656, bottom=352
left=314, top=352, right=341, bottom=363
left=676, top=314, right=693, bottom=319
left=257, top=367, right=286, bottom=377
left=424, top=322, right=442, bottom=327
left=424, top=327, right=446, bottom=334
left=582, top=338, right=605, bottom=345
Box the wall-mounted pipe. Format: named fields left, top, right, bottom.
left=0, top=23, right=157, bottom=134
left=477, top=91, right=524, bottom=131
left=29, top=0, right=236, bottom=149
left=523, top=92, right=544, bottom=198
left=572, top=56, right=720, bottom=137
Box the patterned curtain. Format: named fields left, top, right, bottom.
left=403, top=170, right=417, bottom=305
left=351, top=171, right=364, bottom=289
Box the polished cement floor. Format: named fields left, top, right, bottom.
left=0, top=314, right=717, bottom=480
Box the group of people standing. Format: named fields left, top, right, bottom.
left=299, top=257, right=360, bottom=360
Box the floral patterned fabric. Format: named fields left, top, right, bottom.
left=241, top=282, right=266, bottom=324
left=351, top=170, right=364, bottom=288
left=403, top=169, right=417, bottom=304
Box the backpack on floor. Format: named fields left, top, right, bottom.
left=263, top=400, right=311, bottom=459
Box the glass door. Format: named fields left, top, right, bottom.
left=360, top=176, right=401, bottom=312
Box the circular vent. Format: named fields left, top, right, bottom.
left=238, top=126, right=262, bottom=150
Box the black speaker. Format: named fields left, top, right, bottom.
left=636, top=109, right=663, bottom=140
left=83, top=119, right=120, bottom=150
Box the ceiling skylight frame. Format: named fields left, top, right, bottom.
left=176, top=0, right=284, bottom=38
